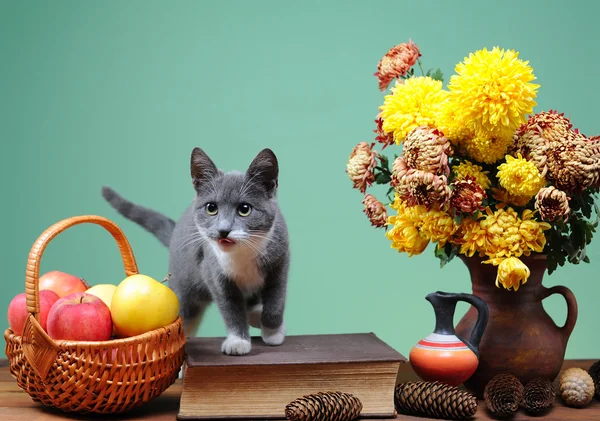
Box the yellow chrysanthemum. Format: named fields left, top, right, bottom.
left=486, top=256, right=531, bottom=291
left=480, top=207, right=523, bottom=259
left=462, top=133, right=514, bottom=164
left=497, top=153, right=546, bottom=199
left=491, top=188, right=532, bottom=208
left=420, top=208, right=458, bottom=247
left=451, top=218, right=487, bottom=257
left=519, top=209, right=551, bottom=253
left=386, top=198, right=430, bottom=256
left=436, top=99, right=472, bottom=145
left=448, top=47, right=539, bottom=140
left=379, top=76, right=449, bottom=144
left=452, top=161, right=491, bottom=189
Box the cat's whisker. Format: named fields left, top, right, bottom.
left=176, top=235, right=207, bottom=252
left=239, top=239, right=268, bottom=262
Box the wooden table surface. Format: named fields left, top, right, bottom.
left=0, top=358, right=598, bottom=421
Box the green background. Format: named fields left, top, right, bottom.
left=1, top=1, right=599, bottom=359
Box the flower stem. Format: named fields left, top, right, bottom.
left=418, top=58, right=425, bottom=76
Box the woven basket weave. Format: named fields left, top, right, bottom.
left=3, top=215, right=186, bottom=414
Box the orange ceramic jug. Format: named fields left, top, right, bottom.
left=409, top=291, right=489, bottom=386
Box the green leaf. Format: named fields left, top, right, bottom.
left=386, top=186, right=395, bottom=202
left=379, top=154, right=389, bottom=169
left=374, top=172, right=391, bottom=184
left=434, top=243, right=458, bottom=268
left=430, top=68, right=444, bottom=83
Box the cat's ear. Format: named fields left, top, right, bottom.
left=191, top=147, right=220, bottom=190
left=246, top=148, right=279, bottom=196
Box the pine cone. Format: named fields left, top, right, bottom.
left=394, top=381, right=478, bottom=420
left=559, top=367, right=595, bottom=407
left=484, top=373, right=524, bottom=418
left=588, top=360, right=600, bottom=399
left=285, top=391, right=362, bottom=421
left=521, top=378, right=555, bottom=415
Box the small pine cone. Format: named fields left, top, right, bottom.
left=285, top=391, right=362, bottom=421
left=394, top=381, right=478, bottom=420
left=588, top=360, right=600, bottom=398
left=521, top=378, right=555, bottom=415
left=484, top=373, right=524, bottom=418
left=559, top=367, right=595, bottom=407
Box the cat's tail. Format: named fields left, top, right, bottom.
left=101, top=186, right=175, bottom=247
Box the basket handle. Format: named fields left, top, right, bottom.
left=25, top=215, right=139, bottom=321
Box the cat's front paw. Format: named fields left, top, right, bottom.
left=221, top=335, right=252, bottom=356
left=262, top=322, right=285, bottom=346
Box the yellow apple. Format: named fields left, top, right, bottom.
left=85, top=284, right=117, bottom=309
left=110, top=274, right=179, bottom=337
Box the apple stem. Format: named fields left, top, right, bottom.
left=80, top=296, right=84, bottom=304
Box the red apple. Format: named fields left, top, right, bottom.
left=7, top=290, right=60, bottom=335
left=47, top=292, right=112, bottom=341
left=39, top=270, right=89, bottom=298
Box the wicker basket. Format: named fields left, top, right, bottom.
left=3, top=215, right=186, bottom=414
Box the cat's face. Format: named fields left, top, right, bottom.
left=190, top=148, right=279, bottom=251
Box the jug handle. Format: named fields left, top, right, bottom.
left=541, top=285, right=578, bottom=345
left=456, top=294, right=489, bottom=357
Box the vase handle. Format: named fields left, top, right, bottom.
left=542, top=285, right=578, bottom=345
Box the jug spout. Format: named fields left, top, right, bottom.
left=425, top=291, right=459, bottom=336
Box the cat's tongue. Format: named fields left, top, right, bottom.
left=218, top=238, right=236, bottom=246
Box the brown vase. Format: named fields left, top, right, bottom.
left=455, top=254, right=578, bottom=398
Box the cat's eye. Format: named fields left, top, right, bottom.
left=238, top=203, right=252, bottom=217
left=205, top=202, right=218, bottom=215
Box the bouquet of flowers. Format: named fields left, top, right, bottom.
left=346, top=40, right=600, bottom=291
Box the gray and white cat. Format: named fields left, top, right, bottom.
left=101, top=147, right=290, bottom=356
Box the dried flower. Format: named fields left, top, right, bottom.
left=395, top=169, right=451, bottom=210
left=516, top=110, right=574, bottom=143
left=451, top=160, right=491, bottom=189
left=374, top=40, right=421, bottom=91
left=535, top=186, right=571, bottom=222
left=450, top=176, right=487, bottom=215
left=390, top=156, right=410, bottom=188
left=379, top=76, right=449, bottom=144
left=346, top=142, right=379, bottom=193
left=403, top=126, right=453, bottom=176
left=497, top=153, right=546, bottom=199
left=448, top=47, right=539, bottom=141
left=510, top=130, right=549, bottom=177
left=545, top=131, right=600, bottom=192
left=362, top=194, right=388, bottom=228
left=374, top=116, right=394, bottom=148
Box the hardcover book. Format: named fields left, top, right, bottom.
left=177, top=333, right=406, bottom=420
